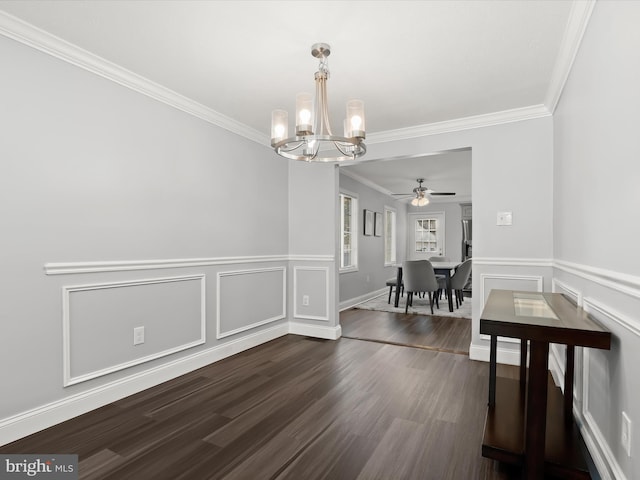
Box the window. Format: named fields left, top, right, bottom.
left=340, top=192, right=358, bottom=271
left=384, top=207, right=397, bottom=266
left=415, top=218, right=439, bottom=253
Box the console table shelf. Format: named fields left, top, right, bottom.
left=483, top=376, right=590, bottom=479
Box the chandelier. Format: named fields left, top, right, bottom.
left=270, top=43, right=366, bottom=162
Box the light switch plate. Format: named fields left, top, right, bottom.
left=497, top=211, right=513, bottom=226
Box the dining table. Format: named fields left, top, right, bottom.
left=393, top=260, right=462, bottom=312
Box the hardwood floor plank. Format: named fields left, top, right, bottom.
left=1, top=310, right=523, bottom=479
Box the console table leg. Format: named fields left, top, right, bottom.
left=488, top=335, right=497, bottom=407
left=524, top=340, right=550, bottom=480
left=564, top=345, right=575, bottom=424
left=520, top=339, right=528, bottom=393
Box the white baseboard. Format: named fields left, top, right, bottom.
left=469, top=342, right=522, bottom=365
left=289, top=321, right=342, bottom=340
left=0, top=323, right=289, bottom=447
left=339, top=288, right=388, bottom=312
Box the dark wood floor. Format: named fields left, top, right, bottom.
left=1, top=309, right=520, bottom=479
left=341, top=308, right=472, bottom=355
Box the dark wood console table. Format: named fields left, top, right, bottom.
left=480, top=290, right=611, bottom=480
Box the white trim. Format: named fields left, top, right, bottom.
left=408, top=211, right=446, bottom=259
left=468, top=342, right=521, bottom=365
left=383, top=206, right=397, bottom=266
left=0, top=11, right=267, bottom=146
left=583, top=297, right=640, bottom=339
left=293, top=266, right=330, bottom=321
left=288, top=254, right=334, bottom=263
left=216, top=267, right=286, bottom=339
left=551, top=277, right=583, bottom=306
left=62, top=275, right=206, bottom=387
left=339, top=191, right=359, bottom=272
left=340, top=169, right=395, bottom=198
left=0, top=6, right=593, bottom=151
left=473, top=257, right=553, bottom=267
left=339, top=288, right=388, bottom=312
left=544, top=0, right=597, bottom=113
left=549, top=280, right=580, bottom=393
left=554, top=259, right=640, bottom=300
left=479, top=273, right=544, bottom=344
left=289, top=321, right=341, bottom=340
left=582, top=346, right=628, bottom=480
left=479, top=273, right=543, bottom=310
left=45, top=254, right=337, bottom=275
left=0, top=322, right=289, bottom=447
left=367, top=105, right=551, bottom=144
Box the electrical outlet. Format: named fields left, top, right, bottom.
left=133, top=326, right=145, bottom=346
left=302, top=295, right=310, bottom=306
left=622, top=411, right=632, bottom=457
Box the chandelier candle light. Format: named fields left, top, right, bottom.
left=271, top=43, right=366, bottom=162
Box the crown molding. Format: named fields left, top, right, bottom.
left=366, top=104, right=551, bottom=144
left=1, top=2, right=591, bottom=148
left=0, top=11, right=269, bottom=146
left=339, top=169, right=395, bottom=197
left=544, top=0, right=596, bottom=113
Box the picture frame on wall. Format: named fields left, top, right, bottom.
left=364, top=209, right=374, bottom=236
left=374, top=212, right=383, bottom=237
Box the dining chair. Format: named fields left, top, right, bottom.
left=429, top=256, right=450, bottom=299
left=386, top=277, right=404, bottom=304
left=449, top=258, right=472, bottom=308
left=402, top=260, right=444, bottom=314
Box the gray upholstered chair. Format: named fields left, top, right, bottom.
left=402, top=260, right=443, bottom=314
left=429, top=256, right=450, bottom=299
left=386, top=278, right=404, bottom=304
left=450, top=259, right=472, bottom=308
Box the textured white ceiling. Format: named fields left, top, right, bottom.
left=0, top=0, right=577, bottom=197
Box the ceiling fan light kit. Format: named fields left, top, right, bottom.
left=271, top=43, right=366, bottom=162
left=394, top=178, right=456, bottom=206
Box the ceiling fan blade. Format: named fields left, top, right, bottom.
left=391, top=193, right=414, bottom=196
left=429, top=192, right=456, bottom=196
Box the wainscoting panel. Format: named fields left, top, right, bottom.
left=479, top=273, right=544, bottom=308
left=63, top=275, right=205, bottom=386
left=549, top=279, right=584, bottom=393
left=216, top=267, right=286, bottom=339
left=580, top=298, right=637, bottom=480
left=293, top=266, right=329, bottom=321
left=479, top=273, right=543, bottom=344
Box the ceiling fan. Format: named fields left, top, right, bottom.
left=392, top=178, right=456, bottom=206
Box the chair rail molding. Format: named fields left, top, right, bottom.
left=472, top=257, right=553, bottom=267
left=44, top=254, right=335, bottom=275
left=553, top=259, right=640, bottom=300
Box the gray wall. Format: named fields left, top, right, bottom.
left=0, top=34, right=293, bottom=438
left=338, top=172, right=407, bottom=307
left=552, top=2, right=640, bottom=478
